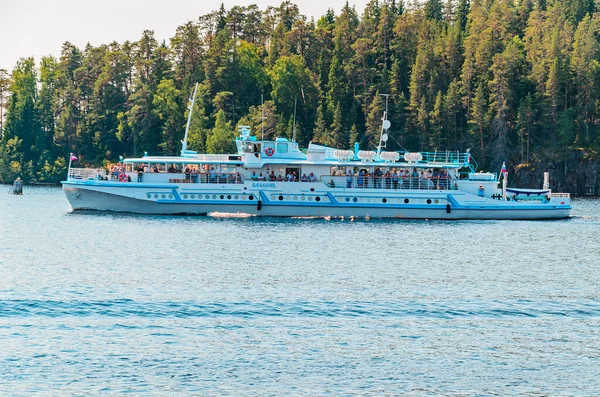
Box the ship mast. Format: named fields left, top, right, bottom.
left=292, top=95, right=297, bottom=142
left=261, top=94, right=265, bottom=141
left=180, top=82, right=199, bottom=156
left=377, top=93, right=391, bottom=156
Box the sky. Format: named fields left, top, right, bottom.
left=0, top=0, right=370, bottom=71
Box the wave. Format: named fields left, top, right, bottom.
left=1, top=299, right=599, bottom=319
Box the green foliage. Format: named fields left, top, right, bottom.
left=3, top=0, right=600, bottom=180
left=424, top=0, right=444, bottom=21
left=269, top=55, right=319, bottom=145
left=187, top=96, right=210, bottom=153
left=206, top=109, right=235, bottom=153
left=153, top=79, right=183, bottom=155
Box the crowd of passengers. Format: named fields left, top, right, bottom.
left=102, top=162, right=455, bottom=189
left=101, top=163, right=245, bottom=183
left=252, top=167, right=456, bottom=190
left=331, top=168, right=456, bottom=190
left=181, top=166, right=242, bottom=184
left=250, top=171, right=318, bottom=182
left=94, top=163, right=129, bottom=181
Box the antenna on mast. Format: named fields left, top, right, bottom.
left=181, top=82, right=199, bottom=157
left=377, top=93, right=391, bottom=156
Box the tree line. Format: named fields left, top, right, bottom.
left=1, top=0, right=599, bottom=183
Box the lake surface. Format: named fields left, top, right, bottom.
left=1, top=186, right=599, bottom=395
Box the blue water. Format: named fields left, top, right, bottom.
left=1, top=187, right=599, bottom=395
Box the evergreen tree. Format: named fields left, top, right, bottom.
left=468, top=82, right=490, bottom=165
left=206, top=109, right=235, bottom=153
left=571, top=14, right=600, bottom=143
left=3, top=58, right=40, bottom=168
left=424, top=0, right=444, bottom=22
left=330, top=102, right=347, bottom=148
left=430, top=90, right=443, bottom=150
left=456, top=0, right=470, bottom=33
left=152, top=79, right=182, bottom=155
left=270, top=55, right=319, bottom=145
left=312, top=102, right=329, bottom=144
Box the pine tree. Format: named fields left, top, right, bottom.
left=468, top=82, right=490, bottom=165
left=312, top=102, right=329, bottom=144
left=516, top=94, right=534, bottom=163
left=571, top=14, right=600, bottom=143
left=430, top=91, right=443, bottom=150
left=456, top=0, right=470, bottom=33
left=349, top=124, right=359, bottom=148
left=206, top=109, right=235, bottom=153
left=330, top=102, right=347, bottom=148
left=152, top=79, right=182, bottom=155
left=3, top=58, right=41, bottom=168
left=424, top=0, right=444, bottom=22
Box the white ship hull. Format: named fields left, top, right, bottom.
left=63, top=181, right=571, bottom=220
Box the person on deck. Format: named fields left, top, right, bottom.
left=392, top=170, right=399, bottom=189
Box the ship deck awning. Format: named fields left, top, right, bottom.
left=124, top=156, right=243, bottom=165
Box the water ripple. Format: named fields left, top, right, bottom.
left=2, top=299, right=600, bottom=319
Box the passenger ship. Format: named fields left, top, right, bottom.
left=62, top=88, right=571, bottom=220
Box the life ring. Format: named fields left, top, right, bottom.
left=265, top=147, right=275, bottom=157
left=119, top=173, right=128, bottom=182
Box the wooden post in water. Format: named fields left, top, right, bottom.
left=12, top=177, right=23, bottom=195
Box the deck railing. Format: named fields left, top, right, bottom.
left=551, top=193, right=571, bottom=198
left=68, top=168, right=106, bottom=180
left=321, top=175, right=456, bottom=190
left=69, top=169, right=246, bottom=185
left=167, top=172, right=245, bottom=184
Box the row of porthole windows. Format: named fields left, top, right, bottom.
left=146, top=193, right=442, bottom=205
left=270, top=195, right=329, bottom=202
left=338, top=197, right=444, bottom=205
left=148, top=193, right=174, bottom=199
left=149, top=193, right=256, bottom=201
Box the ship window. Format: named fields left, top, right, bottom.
left=243, top=142, right=254, bottom=153
left=330, top=166, right=346, bottom=175
left=277, top=143, right=288, bottom=153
